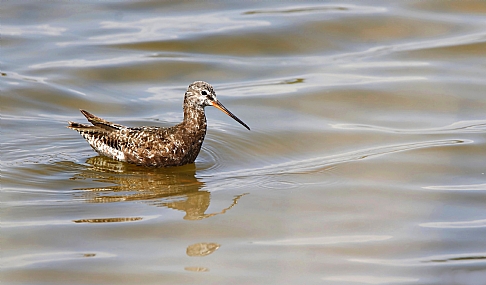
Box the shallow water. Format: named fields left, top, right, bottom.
left=2, top=1, right=486, bottom=284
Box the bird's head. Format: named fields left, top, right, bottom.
left=185, top=81, right=250, bottom=130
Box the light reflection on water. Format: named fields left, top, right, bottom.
left=2, top=1, right=486, bottom=284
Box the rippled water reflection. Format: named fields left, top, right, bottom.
left=3, top=1, right=486, bottom=284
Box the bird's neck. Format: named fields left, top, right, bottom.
left=182, top=104, right=207, bottom=132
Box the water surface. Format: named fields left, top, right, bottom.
left=2, top=1, right=486, bottom=284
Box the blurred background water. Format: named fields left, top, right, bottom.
left=2, top=1, right=486, bottom=284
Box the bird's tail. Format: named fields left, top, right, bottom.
left=67, top=109, right=123, bottom=133
left=67, top=121, right=98, bottom=132
left=79, top=109, right=123, bottom=131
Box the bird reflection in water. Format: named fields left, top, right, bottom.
left=71, top=156, right=247, bottom=221
left=186, top=242, right=220, bottom=257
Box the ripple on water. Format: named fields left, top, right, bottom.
left=197, top=137, right=472, bottom=193
left=423, top=183, right=486, bottom=191
left=420, top=219, right=486, bottom=229
left=0, top=251, right=115, bottom=269
left=203, top=138, right=471, bottom=180
left=259, top=179, right=299, bottom=190
left=243, top=4, right=386, bottom=15
left=198, top=128, right=292, bottom=173
left=58, top=14, right=269, bottom=46
left=352, top=252, right=486, bottom=266
left=323, top=276, right=419, bottom=284
left=331, top=120, right=486, bottom=134
left=253, top=235, right=392, bottom=246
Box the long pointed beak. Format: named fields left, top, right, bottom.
left=211, top=100, right=250, bottom=130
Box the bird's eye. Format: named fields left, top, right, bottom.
left=201, top=90, right=208, bottom=96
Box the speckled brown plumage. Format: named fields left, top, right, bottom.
left=68, top=81, right=249, bottom=167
